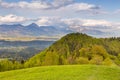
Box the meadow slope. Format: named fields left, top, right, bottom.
left=0, top=65, right=120, bottom=80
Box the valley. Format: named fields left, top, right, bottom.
left=0, top=40, right=54, bottom=60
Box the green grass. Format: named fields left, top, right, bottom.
left=0, top=65, right=120, bottom=80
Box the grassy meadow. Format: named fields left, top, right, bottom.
left=0, top=65, right=120, bottom=80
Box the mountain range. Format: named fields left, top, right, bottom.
left=0, top=23, right=114, bottom=40
left=0, top=23, right=70, bottom=38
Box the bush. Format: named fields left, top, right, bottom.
left=90, top=55, right=103, bottom=65
left=76, top=57, right=89, bottom=64
left=102, top=58, right=115, bottom=66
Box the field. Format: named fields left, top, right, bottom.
left=0, top=65, right=120, bottom=80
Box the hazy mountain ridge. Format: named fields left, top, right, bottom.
left=0, top=23, right=111, bottom=40
left=0, top=23, right=72, bottom=38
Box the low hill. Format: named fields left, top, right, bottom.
left=0, top=65, right=120, bottom=80
left=25, top=33, right=120, bottom=67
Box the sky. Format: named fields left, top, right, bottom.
left=0, top=0, right=120, bottom=37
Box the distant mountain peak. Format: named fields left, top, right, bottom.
left=28, top=23, right=39, bottom=27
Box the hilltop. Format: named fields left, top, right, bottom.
left=25, top=33, right=120, bottom=67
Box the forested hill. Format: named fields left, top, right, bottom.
left=25, top=33, right=120, bottom=67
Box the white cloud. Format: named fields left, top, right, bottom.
left=0, top=0, right=74, bottom=9
left=0, top=14, right=28, bottom=24
left=35, top=17, right=115, bottom=28
left=0, top=1, right=51, bottom=9
left=0, top=0, right=101, bottom=13
left=82, top=19, right=111, bottom=26
left=35, top=17, right=120, bottom=32
left=63, top=3, right=106, bottom=15
left=63, top=18, right=111, bottom=27
left=35, top=17, right=64, bottom=26
left=36, top=17, right=53, bottom=26
left=0, top=0, right=106, bottom=17
left=72, top=3, right=99, bottom=11
left=62, top=18, right=120, bottom=32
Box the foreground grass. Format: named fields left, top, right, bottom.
left=0, top=65, right=120, bottom=80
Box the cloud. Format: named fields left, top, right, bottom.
left=35, top=17, right=113, bottom=28
left=0, top=14, right=28, bottom=24
left=64, top=3, right=106, bottom=15
left=63, top=18, right=111, bottom=27
left=35, top=17, right=120, bottom=32
left=35, top=17, right=54, bottom=26
left=0, top=0, right=102, bottom=12
left=114, top=9, right=120, bottom=14
left=0, top=1, right=51, bottom=9
left=0, top=0, right=74, bottom=9
left=71, top=3, right=100, bottom=11
left=35, top=17, right=64, bottom=27
left=0, top=0, right=106, bottom=17
left=63, top=18, right=114, bottom=29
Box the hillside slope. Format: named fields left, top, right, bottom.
left=25, top=33, right=120, bottom=67
left=0, top=65, right=120, bottom=80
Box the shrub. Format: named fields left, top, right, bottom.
left=76, top=57, right=89, bottom=64
left=102, top=58, right=115, bottom=66
left=90, top=55, right=103, bottom=65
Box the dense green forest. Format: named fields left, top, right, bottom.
left=0, top=33, right=120, bottom=72
left=26, top=33, right=120, bottom=67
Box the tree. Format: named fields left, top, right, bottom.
left=44, top=51, right=59, bottom=65
left=79, top=47, right=92, bottom=60
left=90, top=55, right=103, bottom=65
left=91, top=45, right=109, bottom=59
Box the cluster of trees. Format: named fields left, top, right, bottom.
left=25, top=33, right=120, bottom=67
left=0, top=59, right=24, bottom=72
left=25, top=45, right=120, bottom=67
left=1, top=33, right=120, bottom=72
left=0, top=47, right=41, bottom=61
